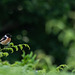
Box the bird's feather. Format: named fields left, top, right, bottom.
left=0, top=37, right=6, bottom=42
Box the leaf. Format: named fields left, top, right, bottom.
left=13, top=46, right=18, bottom=51
left=19, top=44, right=23, bottom=50
left=23, top=44, right=30, bottom=50
left=22, top=50, right=25, bottom=58
left=29, top=52, right=33, bottom=58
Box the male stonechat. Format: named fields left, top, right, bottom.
left=0, top=34, right=11, bottom=45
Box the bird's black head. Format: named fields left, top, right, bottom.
left=5, top=33, right=12, bottom=38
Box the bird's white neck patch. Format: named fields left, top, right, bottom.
left=5, top=35, right=8, bottom=37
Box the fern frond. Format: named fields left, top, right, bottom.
left=12, top=46, right=18, bottom=51
left=56, top=64, right=68, bottom=72
left=23, top=44, right=30, bottom=50
left=18, top=44, right=23, bottom=50
left=0, top=52, right=9, bottom=57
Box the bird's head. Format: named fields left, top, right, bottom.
left=5, top=33, right=12, bottom=38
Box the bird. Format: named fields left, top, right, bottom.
left=0, top=34, right=12, bottom=45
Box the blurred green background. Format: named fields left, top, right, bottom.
left=0, top=0, right=75, bottom=68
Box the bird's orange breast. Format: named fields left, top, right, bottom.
left=1, top=38, right=11, bottom=45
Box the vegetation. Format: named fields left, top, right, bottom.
left=0, top=0, right=75, bottom=75
left=0, top=43, right=75, bottom=75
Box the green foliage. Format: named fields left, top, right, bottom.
left=46, top=19, right=65, bottom=34
left=0, top=42, right=30, bottom=53
left=34, top=50, right=53, bottom=70
left=0, top=0, right=74, bottom=66
left=0, top=42, right=31, bottom=64
left=0, top=0, right=75, bottom=75
left=0, top=42, right=40, bottom=74
left=0, top=64, right=75, bottom=75
left=0, top=52, right=9, bottom=57
left=0, top=43, right=75, bottom=75
left=56, top=64, right=68, bottom=72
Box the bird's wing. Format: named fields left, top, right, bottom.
left=0, top=37, right=6, bottom=42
